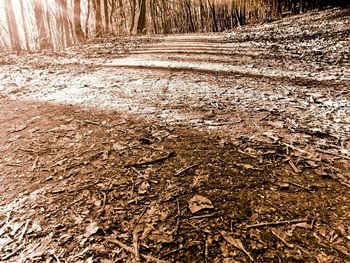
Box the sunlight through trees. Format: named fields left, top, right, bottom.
left=0, top=0, right=347, bottom=51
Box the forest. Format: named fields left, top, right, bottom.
left=0, top=0, right=349, bottom=261
left=0, top=0, right=348, bottom=51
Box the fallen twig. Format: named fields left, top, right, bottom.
left=282, top=142, right=307, bottom=154
left=83, top=120, right=101, bottom=126
left=313, top=233, right=350, bottom=257
left=237, top=150, right=258, bottom=159
left=125, top=151, right=176, bottom=167
left=316, top=149, right=350, bottom=161
left=283, top=180, right=312, bottom=191
left=191, top=212, right=218, bottom=219
left=5, top=163, right=22, bottom=167
left=271, top=230, right=294, bottom=249
left=53, top=253, right=61, bottom=263
left=127, top=196, right=145, bottom=204
left=175, top=164, right=198, bottom=176
left=108, top=238, right=133, bottom=253
left=19, top=219, right=30, bottom=241
left=90, top=151, right=104, bottom=160
left=205, top=236, right=209, bottom=263
left=160, top=247, right=184, bottom=259
left=333, top=173, right=350, bottom=188
left=266, top=200, right=293, bottom=217
left=133, top=233, right=140, bottom=263
left=134, top=205, right=149, bottom=226
left=51, top=158, right=68, bottom=168
left=130, top=167, right=143, bottom=177
left=263, top=132, right=307, bottom=155
left=245, top=218, right=310, bottom=229
left=1, top=243, right=24, bottom=261
left=30, top=156, right=40, bottom=172
left=98, top=191, right=107, bottom=215
left=288, top=159, right=301, bottom=173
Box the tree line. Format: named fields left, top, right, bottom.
left=0, top=0, right=348, bottom=51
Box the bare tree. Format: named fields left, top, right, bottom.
left=104, top=0, right=110, bottom=32
left=94, top=0, right=103, bottom=36
left=137, top=0, right=147, bottom=34
left=74, top=0, right=85, bottom=42
left=4, top=0, right=21, bottom=50
left=85, top=0, right=91, bottom=37
left=45, top=0, right=54, bottom=48
left=129, top=0, right=137, bottom=34
left=33, top=0, right=51, bottom=49
left=59, top=0, right=73, bottom=47
left=19, top=0, right=31, bottom=51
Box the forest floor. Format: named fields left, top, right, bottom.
left=0, top=7, right=350, bottom=263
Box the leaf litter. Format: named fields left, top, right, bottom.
left=0, top=7, right=350, bottom=263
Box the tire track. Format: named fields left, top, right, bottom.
left=1, top=34, right=349, bottom=135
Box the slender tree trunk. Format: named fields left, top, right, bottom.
left=45, top=0, right=54, bottom=49
left=56, top=0, right=65, bottom=48
left=137, top=0, right=147, bottom=34
left=74, top=0, right=85, bottom=42
left=19, top=0, right=30, bottom=50
left=110, top=0, right=116, bottom=32
left=186, top=0, right=195, bottom=33
left=5, top=0, right=21, bottom=50
left=33, top=0, right=50, bottom=50
left=130, top=0, right=137, bottom=34
left=117, top=0, right=126, bottom=33
left=0, top=34, right=8, bottom=49
left=104, top=0, right=110, bottom=32
left=300, top=0, right=304, bottom=13
left=94, top=0, right=103, bottom=36
left=58, top=0, right=73, bottom=47
left=85, top=0, right=91, bottom=37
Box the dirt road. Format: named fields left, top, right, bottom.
left=0, top=8, right=349, bottom=263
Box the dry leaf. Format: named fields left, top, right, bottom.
left=85, top=222, right=100, bottom=238
left=188, top=195, right=214, bottom=214
left=220, top=231, right=254, bottom=261
left=148, top=230, right=174, bottom=244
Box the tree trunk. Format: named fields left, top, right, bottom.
left=45, top=0, right=54, bottom=49
left=19, top=0, right=30, bottom=50
left=104, top=0, right=110, bottom=32
left=85, top=0, right=91, bottom=37
left=186, top=0, right=195, bottom=33
left=60, top=0, right=73, bottom=47
left=130, top=0, right=137, bottom=34
left=74, top=0, right=85, bottom=42
left=33, top=0, right=50, bottom=50
left=5, top=0, right=21, bottom=50
left=117, top=0, right=126, bottom=33
left=137, top=0, right=147, bottom=34
left=110, top=0, right=116, bottom=32
left=94, top=0, right=103, bottom=36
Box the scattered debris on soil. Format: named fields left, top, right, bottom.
left=0, top=7, right=350, bottom=263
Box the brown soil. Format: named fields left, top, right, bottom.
left=0, top=7, right=350, bottom=263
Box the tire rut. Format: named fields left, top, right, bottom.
left=1, top=34, right=349, bottom=135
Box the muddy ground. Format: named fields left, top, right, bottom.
left=0, top=7, right=350, bottom=263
